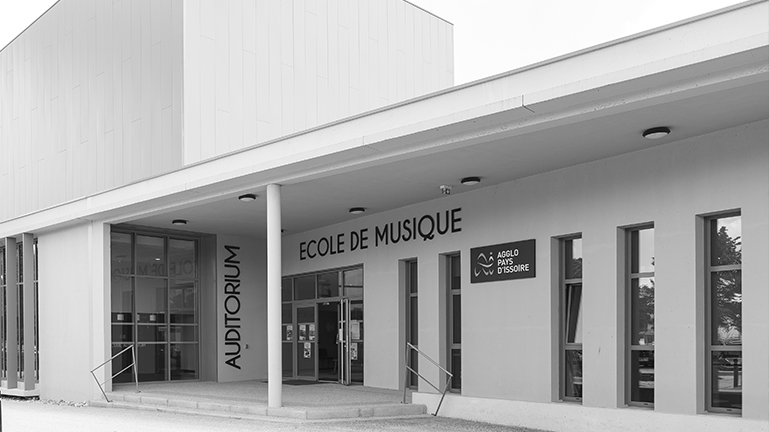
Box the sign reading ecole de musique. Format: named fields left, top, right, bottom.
left=299, top=208, right=462, bottom=260
left=471, top=239, right=536, bottom=283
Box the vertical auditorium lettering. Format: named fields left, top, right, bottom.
left=223, top=245, right=242, bottom=369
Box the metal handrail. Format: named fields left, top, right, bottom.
left=90, top=344, right=139, bottom=402
left=402, top=342, right=453, bottom=416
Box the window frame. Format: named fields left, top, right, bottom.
left=704, top=211, right=742, bottom=415
left=560, top=236, right=583, bottom=402
left=446, top=253, right=462, bottom=392
left=625, top=225, right=655, bottom=407
left=110, top=228, right=201, bottom=383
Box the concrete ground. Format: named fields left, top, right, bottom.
left=0, top=397, right=550, bottom=432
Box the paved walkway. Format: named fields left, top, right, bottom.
left=4, top=398, right=549, bottom=432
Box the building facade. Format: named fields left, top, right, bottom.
left=0, top=1, right=767, bottom=431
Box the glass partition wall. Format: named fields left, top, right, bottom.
left=111, top=230, right=199, bottom=383
left=0, top=240, right=40, bottom=387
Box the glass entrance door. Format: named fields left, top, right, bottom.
left=317, top=301, right=340, bottom=382
left=282, top=267, right=363, bottom=383
left=339, top=299, right=351, bottom=385
left=315, top=298, right=363, bottom=384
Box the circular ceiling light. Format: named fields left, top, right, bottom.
left=642, top=127, right=671, bottom=139
left=172, top=219, right=188, bottom=226
left=238, top=193, right=257, bottom=202
left=349, top=207, right=366, bottom=214
left=461, top=176, right=481, bottom=186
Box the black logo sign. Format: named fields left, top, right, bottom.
left=470, top=239, right=536, bottom=283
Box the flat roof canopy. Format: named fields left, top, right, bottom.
left=3, top=1, right=768, bottom=238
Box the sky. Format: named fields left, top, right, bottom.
left=0, top=0, right=747, bottom=84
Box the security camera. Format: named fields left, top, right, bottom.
left=440, top=185, right=452, bottom=195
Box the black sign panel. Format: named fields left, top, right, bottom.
left=470, top=239, right=536, bottom=283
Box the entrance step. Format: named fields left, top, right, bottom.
left=90, top=392, right=428, bottom=421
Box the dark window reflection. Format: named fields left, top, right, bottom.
left=565, top=238, right=582, bottom=279
left=710, top=217, right=741, bottom=266
left=137, top=344, right=166, bottom=382
left=450, top=348, right=461, bottom=390
left=111, top=344, right=134, bottom=383
left=711, top=271, right=742, bottom=346
left=631, top=278, right=655, bottom=346
left=282, top=278, right=293, bottom=302
left=282, top=343, right=293, bottom=377
left=564, top=350, right=582, bottom=399
left=630, top=350, right=654, bottom=403
left=294, top=275, right=315, bottom=300
left=317, top=272, right=339, bottom=298
left=565, top=285, right=582, bottom=344
left=170, top=343, right=198, bottom=381
left=711, top=352, right=742, bottom=410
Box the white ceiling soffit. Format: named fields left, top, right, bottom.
left=121, top=49, right=768, bottom=237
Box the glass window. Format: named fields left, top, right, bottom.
left=111, top=276, right=133, bottom=323
left=110, top=230, right=199, bottom=383
left=707, top=213, right=742, bottom=413
left=627, top=226, right=654, bottom=406
left=137, top=344, right=166, bottom=382
left=562, top=236, right=583, bottom=401
left=136, top=235, right=166, bottom=277
left=710, top=352, right=742, bottom=410
left=281, top=266, right=363, bottom=380
left=711, top=271, right=742, bottom=346
left=565, top=238, right=583, bottom=280
left=565, top=285, right=583, bottom=344
left=710, top=216, right=742, bottom=267
left=0, top=246, right=5, bottom=285
left=447, top=253, right=461, bottom=391
left=317, top=272, right=339, bottom=298
left=294, top=275, right=316, bottom=300
left=282, top=303, right=292, bottom=324
left=405, top=260, right=418, bottom=388
left=630, top=277, right=655, bottom=346
left=564, top=350, right=583, bottom=399
left=282, top=343, right=293, bottom=377
left=344, top=268, right=363, bottom=287
left=168, top=239, right=196, bottom=279
left=169, top=280, right=196, bottom=324
left=136, top=278, right=167, bottom=323
left=281, top=278, right=293, bottom=302
left=343, top=268, right=363, bottom=298
left=111, top=232, right=133, bottom=276
left=170, top=343, right=198, bottom=381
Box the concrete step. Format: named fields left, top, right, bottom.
left=90, top=393, right=428, bottom=422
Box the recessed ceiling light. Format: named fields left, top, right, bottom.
left=238, top=194, right=257, bottom=202
left=461, top=176, right=481, bottom=186
left=172, top=219, right=187, bottom=226
left=642, top=127, right=671, bottom=139
left=349, top=207, right=366, bottom=214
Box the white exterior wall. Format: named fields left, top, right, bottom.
left=38, top=221, right=110, bottom=402
left=0, top=0, right=184, bottom=221
left=215, top=235, right=267, bottom=382
left=283, top=120, right=769, bottom=430
left=182, top=0, right=454, bottom=165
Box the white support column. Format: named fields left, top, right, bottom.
left=267, top=184, right=282, bottom=408
left=89, top=222, right=110, bottom=395
left=4, top=237, right=18, bottom=389
left=22, top=233, right=35, bottom=390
